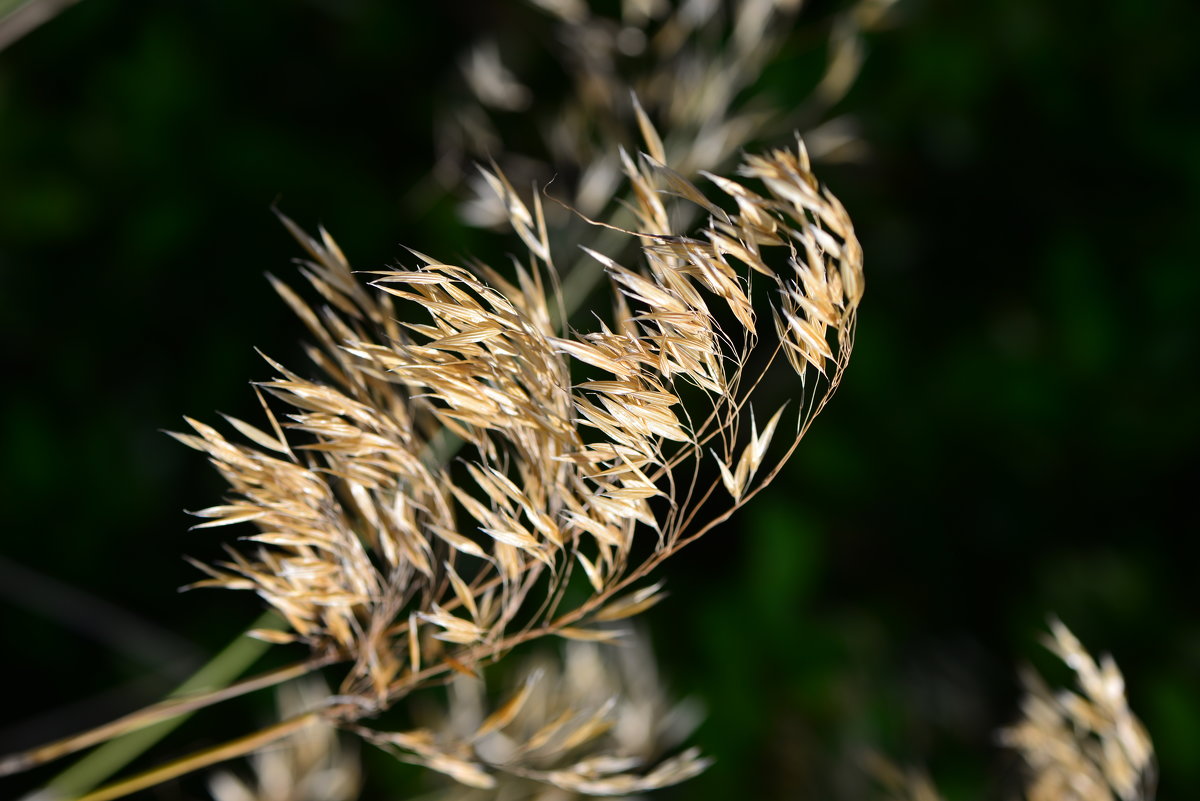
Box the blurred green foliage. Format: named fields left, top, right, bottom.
left=1, top=0, right=1197, bottom=799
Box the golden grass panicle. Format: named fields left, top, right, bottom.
left=169, top=127, right=861, bottom=777
left=1, top=121, right=861, bottom=800
left=0, top=6, right=881, bottom=797
left=1000, top=619, right=1155, bottom=801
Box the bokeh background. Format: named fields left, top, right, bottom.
left=1, top=0, right=1197, bottom=799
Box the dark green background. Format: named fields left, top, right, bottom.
left=2, top=1, right=1197, bottom=799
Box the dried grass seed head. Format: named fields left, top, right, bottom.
left=175, top=132, right=861, bottom=756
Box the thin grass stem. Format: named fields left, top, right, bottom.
left=72, top=712, right=320, bottom=801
